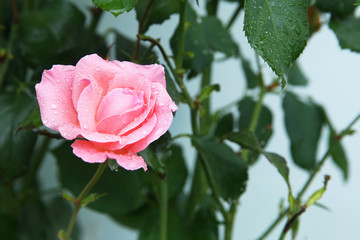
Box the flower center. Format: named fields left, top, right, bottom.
left=96, top=88, right=143, bottom=123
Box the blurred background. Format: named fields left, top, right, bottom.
left=38, top=0, right=360, bottom=239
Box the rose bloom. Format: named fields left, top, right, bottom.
left=35, top=54, right=177, bottom=171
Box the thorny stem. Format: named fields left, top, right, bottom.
left=63, top=162, right=107, bottom=240
left=134, top=0, right=155, bottom=61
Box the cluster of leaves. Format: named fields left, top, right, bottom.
left=0, top=0, right=359, bottom=239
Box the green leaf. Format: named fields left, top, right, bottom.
left=226, top=131, right=292, bottom=199
left=241, top=57, right=258, bottom=89
left=166, top=145, right=188, bottom=199
left=316, top=0, right=357, bottom=19
left=238, top=97, right=273, bottom=164
left=225, top=130, right=262, bottom=152
left=164, top=68, right=181, bottom=105
left=188, top=200, right=219, bottom=240
left=330, top=15, right=360, bottom=53
left=191, top=136, right=248, bottom=201
left=214, top=113, right=234, bottom=137
left=0, top=91, right=37, bottom=182
left=140, top=147, right=166, bottom=174
left=287, top=63, right=308, bottom=86
left=138, top=208, right=189, bottom=240
left=329, top=130, right=349, bottom=180
left=262, top=152, right=291, bottom=189
left=136, top=0, right=180, bottom=33
left=93, top=0, right=137, bottom=16
left=244, top=0, right=309, bottom=80
left=53, top=141, right=148, bottom=220
left=17, top=196, right=54, bottom=240
left=171, top=5, right=238, bottom=73
left=282, top=92, right=324, bottom=170
left=18, top=1, right=87, bottom=68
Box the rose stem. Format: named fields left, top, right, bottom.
left=63, top=162, right=107, bottom=240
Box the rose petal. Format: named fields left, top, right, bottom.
left=122, top=114, right=158, bottom=152
left=35, top=65, right=80, bottom=138
left=107, top=152, right=147, bottom=171
left=126, top=83, right=177, bottom=153
left=96, top=88, right=144, bottom=122
left=118, top=98, right=156, bottom=136
left=71, top=139, right=147, bottom=171
left=72, top=140, right=108, bottom=163
left=107, top=71, right=152, bottom=102
left=80, top=131, right=119, bottom=143
left=76, top=82, right=101, bottom=131
left=113, top=61, right=166, bottom=88
left=96, top=105, right=144, bottom=134
left=72, top=54, right=118, bottom=93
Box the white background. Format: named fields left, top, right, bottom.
left=41, top=1, right=360, bottom=239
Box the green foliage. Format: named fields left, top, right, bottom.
left=316, top=0, right=357, bottom=19
left=214, top=113, right=234, bottom=137
left=191, top=136, right=248, bottom=201
left=244, top=0, right=309, bottom=82
left=136, top=0, right=180, bottom=33
left=93, top=0, right=137, bottom=16
left=225, top=131, right=291, bottom=192
left=171, top=4, right=238, bottom=73
left=18, top=1, right=87, bottom=68
left=329, top=130, right=349, bottom=180
left=282, top=92, right=324, bottom=170
left=287, top=63, right=309, bottom=86
left=1, top=0, right=359, bottom=239
left=0, top=91, right=37, bottom=182
left=238, top=97, right=273, bottom=164
left=330, top=15, right=360, bottom=52
left=240, top=57, right=258, bottom=89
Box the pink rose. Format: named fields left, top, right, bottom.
left=35, top=54, right=177, bottom=171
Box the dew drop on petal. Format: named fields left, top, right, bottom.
left=159, top=102, right=165, bottom=106
left=142, top=130, right=149, bottom=135
left=43, top=119, right=49, bottom=124
left=153, top=90, right=159, bottom=95
left=96, top=67, right=100, bottom=71
left=51, top=104, right=57, bottom=109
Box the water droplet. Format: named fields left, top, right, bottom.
left=54, top=111, right=58, bottom=114
left=43, top=119, right=49, bottom=124
left=96, top=67, right=100, bottom=71
left=56, top=79, right=60, bottom=83
left=142, top=130, right=149, bottom=135
left=51, top=104, right=57, bottom=109
left=159, top=102, right=165, bottom=106
left=83, top=124, right=88, bottom=129
left=51, top=118, right=55, bottom=122
left=153, top=90, right=159, bottom=95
